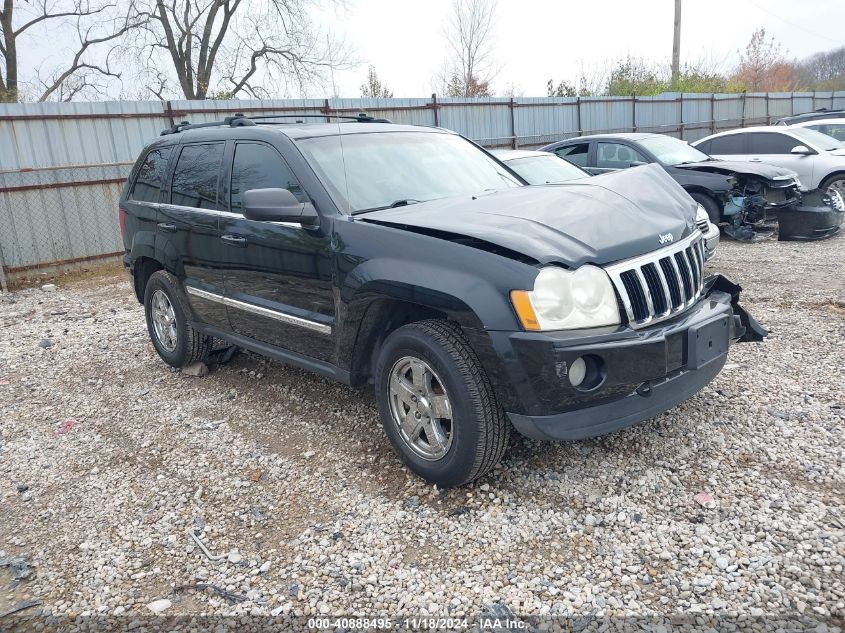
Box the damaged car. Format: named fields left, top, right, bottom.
left=121, top=116, right=765, bottom=487
left=495, top=148, right=719, bottom=260
left=540, top=133, right=807, bottom=241
left=693, top=126, right=845, bottom=240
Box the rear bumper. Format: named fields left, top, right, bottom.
left=492, top=275, right=762, bottom=441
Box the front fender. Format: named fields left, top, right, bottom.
left=343, top=258, right=520, bottom=331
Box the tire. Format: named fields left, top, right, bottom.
left=819, top=173, right=845, bottom=206
left=374, top=319, right=508, bottom=487
left=690, top=192, right=722, bottom=226
left=144, top=270, right=212, bottom=368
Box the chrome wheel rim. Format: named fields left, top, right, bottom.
left=388, top=356, right=453, bottom=461
left=151, top=289, right=178, bottom=352
left=825, top=180, right=845, bottom=211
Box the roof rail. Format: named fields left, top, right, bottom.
left=160, top=111, right=391, bottom=135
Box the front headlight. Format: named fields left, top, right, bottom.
left=695, top=204, right=708, bottom=223
left=510, top=265, right=621, bottom=331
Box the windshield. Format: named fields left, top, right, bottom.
left=808, top=123, right=845, bottom=142
left=638, top=136, right=711, bottom=166
left=505, top=155, right=588, bottom=184
left=789, top=126, right=845, bottom=151
left=296, top=131, right=521, bottom=213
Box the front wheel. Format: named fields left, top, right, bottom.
left=690, top=192, right=722, bottom=226
left=374, top=320, right=509, bottom=487
left=820, top=174, right=845, bottom=209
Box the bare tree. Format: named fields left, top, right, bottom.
left=437, top=0, right=497, bottom=97
left=128, top=0, right=352, bottom=100
left=360, top=65, right=392, bottom=98
left=1, top=0, right=138, bottom=102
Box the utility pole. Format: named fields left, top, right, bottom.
left=672, top=0, right=682, bottom=86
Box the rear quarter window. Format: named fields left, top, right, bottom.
left=130, top=147, right=173, bottom=203
left=554, top=142, right=590, bottom=167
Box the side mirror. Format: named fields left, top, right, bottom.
left=629, top=160, right=648, bottom=167
left=790, top=145, right=814, bottom=155
left=243, top=188, right=318, bottom=225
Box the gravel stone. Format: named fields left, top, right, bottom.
left=0, top=235, right=843, bottom=622
left=146, top=599, right=172, bottom=614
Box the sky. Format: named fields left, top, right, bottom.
left=12, top=0, right=845, bottom=100
left=315, top=0, right=845, bottom=98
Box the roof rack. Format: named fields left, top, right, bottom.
left=160, top=112, right=391, bottom=135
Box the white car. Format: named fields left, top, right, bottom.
left=786, top=118, right=845, bottom=143
left=692, top=126, right=845, bottom=200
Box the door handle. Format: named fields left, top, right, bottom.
left=221, top=234, right=247, bottom=246
left=157, top=222, right=176, bottom=233
left=749, top=158, right=762, bottom=162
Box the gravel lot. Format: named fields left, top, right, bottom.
left=1, top=234, right=844, bottom=629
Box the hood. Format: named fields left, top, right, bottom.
left=675, top=159, right=798, bottom=182
left=359, top=163, right=696, bottom=267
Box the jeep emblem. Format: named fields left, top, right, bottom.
left=658, top=233, right=674, bottom=244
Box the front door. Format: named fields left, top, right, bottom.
left=745, top=132, right=816, bottom=188
left=218, top=141, right=335, bottom=361
left=161, top=142, right=229, bottom=328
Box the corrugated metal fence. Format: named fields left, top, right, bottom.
left=2, top=91, right=844, bottom=287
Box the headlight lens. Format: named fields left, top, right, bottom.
left=695, top=204, right=708, bottom=223
left=511, top=265, right=621, bottom=331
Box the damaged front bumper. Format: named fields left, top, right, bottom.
left=497, top=275, right=765, bottom=442
left=777, top=189, right=844, bottom=241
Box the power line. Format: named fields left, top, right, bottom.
left=746, top=0, right=845, bottom=47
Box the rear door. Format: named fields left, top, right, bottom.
left=746, top=132, right=815, bottom=186
left=160, top=142, right=229, bottom=328
left=217, top=141, right=335, bottom=361
left=123, top=145, right=173, bottom=255
left=705, top=133, right=749, bottom=161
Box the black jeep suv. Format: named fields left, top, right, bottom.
left=120, top=115, right=764, bottom=487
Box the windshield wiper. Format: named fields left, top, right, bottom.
left=352, top=199, right=422, bottom=215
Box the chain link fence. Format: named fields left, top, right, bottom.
left=0, top=164, right=131, bottom=288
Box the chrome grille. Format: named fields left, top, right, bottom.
left=605, top=232, right=706, bottom=328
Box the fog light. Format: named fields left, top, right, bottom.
left=568, top=356, right=587, bottom=387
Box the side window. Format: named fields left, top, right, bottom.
left=170, top=143, right=225, bottom=210
left=748, top=132, right=799, bottom=154
left=230, top=143, right=305, bottom=213
left=596, top=142, right=647, bottom=169
left=130, top=147, right=172, bottom=203
left=554, top=143, right=589, bottom=167
left=695, top=139, right=712, bottom=154
left=708, top=134, right=747, bottom=155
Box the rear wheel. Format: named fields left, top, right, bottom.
left=374, top=320, right=508, bottom=487
left=144, top=270, right=212, bottom=368
left=690, top=192, right=722, bottom=226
